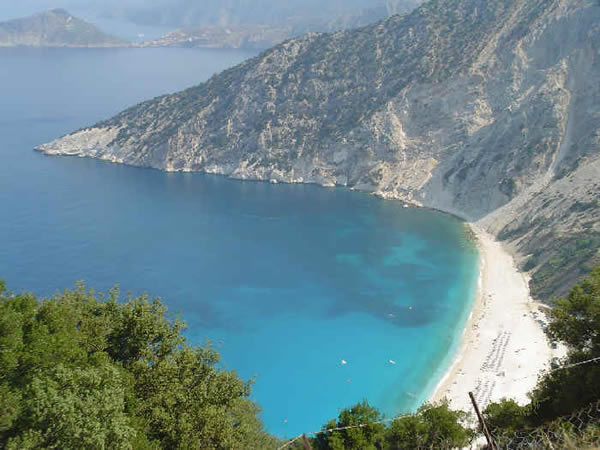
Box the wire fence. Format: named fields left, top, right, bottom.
left=488, top=399, right=600, bottom=449
left=277, top=356, right=600, bottom=450
left=510, top=355, right=600, bottom=383
left=277, top=415, right=411, bottom=449
left=280, top=400, right=600, bottom=449
left=279, top=430, right=469, bottom=450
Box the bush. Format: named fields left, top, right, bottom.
left=484, top=398, right=529, bottom=434
left=312, top=400, right=385, bottom=450
left=385, top=401, right=474, bottom=449
left=312, top=400, right=474, bottom=450
left=0, top=282, right=278, bottom=449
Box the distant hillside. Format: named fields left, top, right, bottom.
left=139, top=1, right=422, bottom=50
left=109, top=0, right=421, bottom=29
left=38, top=0, right=600, bottom=301
left=0, top=9, right=128, bottom=47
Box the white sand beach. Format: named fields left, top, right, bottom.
left=430, top=225, right=564, bottom=413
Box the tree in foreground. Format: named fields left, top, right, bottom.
left=384, top=401, right=474, bottom=450
left=527, top=266, right=600, bottom=423
left=312, top=400, right=473, bottom=450
left=0, top=281, right=278, bottom=449
left=312, top=400, right=385, bottom=450
left=482, top=398, right=529, bottom=435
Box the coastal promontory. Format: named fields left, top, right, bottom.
left=37, top=0, right=600, bottom=300
left=0, top=9, right=127, bottom=48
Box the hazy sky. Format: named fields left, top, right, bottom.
left=0, top=0, right=144, bottom=21
left=0, top=0, right=391, bottom=22
left=0, top=0, right=419, bottom=32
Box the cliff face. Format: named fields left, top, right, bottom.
left=37, top=0, right=600, bottom=300
left=0, top=9, right=127, bottom=47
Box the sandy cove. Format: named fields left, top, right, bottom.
left=430, top=225, right=564, bottom=413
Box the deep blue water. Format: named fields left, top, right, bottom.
left=0, top=47, right=479, bottom=438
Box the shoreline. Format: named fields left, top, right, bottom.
left=429, top=224, right=556, bottom=413
left=19, top=152, right=558, bottom=412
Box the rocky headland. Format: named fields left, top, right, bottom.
left=0, top=9, right=127, bottom=48
left=37, top=0, right=600, bottom=301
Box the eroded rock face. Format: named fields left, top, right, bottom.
left=36, top=0, right=600, bottom=300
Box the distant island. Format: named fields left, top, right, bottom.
left=0, top=9, right=128, bottom=48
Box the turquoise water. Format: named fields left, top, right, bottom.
left=0, top=47, right=479, bottom=438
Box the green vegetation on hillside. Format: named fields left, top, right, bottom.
left=498, top=219, right=600, bottom=302
left=0, top=282, right=277, bottom=449
left=529, top=232, right=600, bottom=300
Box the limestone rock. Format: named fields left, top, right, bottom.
left=37, top=0, right=600, bottom=300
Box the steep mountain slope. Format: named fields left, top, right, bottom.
left=37, top=0, right=600, bottom=300
left=0, top=9, right=127, bottom=47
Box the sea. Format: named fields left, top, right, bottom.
left=0, top=47, right=479, bottom=438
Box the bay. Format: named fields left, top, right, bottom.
left=0, top=47, right=479, bottom=438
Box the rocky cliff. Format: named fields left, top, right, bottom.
left=37, top=0, right=600, bottom=301
left=0, top=9, right=127, bottom=47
